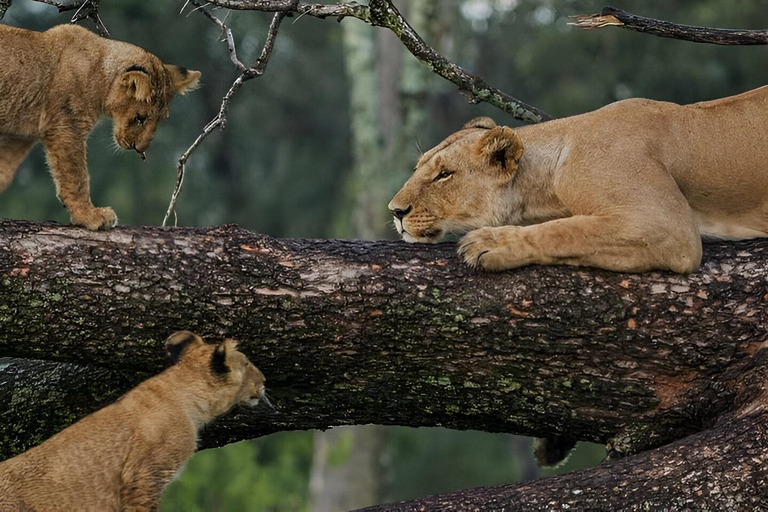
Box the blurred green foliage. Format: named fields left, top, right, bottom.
left=2, top=0, right=767, bottom=509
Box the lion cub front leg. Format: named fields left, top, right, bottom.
left=459, top=215, right=702, bottom=274
left=42, top=129, right=117, bottom=230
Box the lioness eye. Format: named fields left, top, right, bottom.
left=433, top=170, right=454, bottom=182
left=134, top=114, right=146, bottom=125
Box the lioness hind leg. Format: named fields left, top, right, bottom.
left=0, top=137, right=35, bottom=194
left=459, top=214, right=702, bottom=274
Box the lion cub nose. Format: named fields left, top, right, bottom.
left=390, top=205, right=412, bottom=220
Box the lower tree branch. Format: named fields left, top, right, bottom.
left=360, top=389, right=768, bottom=511
left=571, top=6, right=768, bottom=45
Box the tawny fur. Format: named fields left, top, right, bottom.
left=389, top=87, right=768, bottom=273
left=0, top=24, right=201, bottom=230
left=0, top=331, right=265, bottom=512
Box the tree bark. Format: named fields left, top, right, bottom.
left=571, top=6, right=768, bottom=45
left=0, top=218, right=766, bottom=449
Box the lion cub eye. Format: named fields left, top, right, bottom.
left=134, top=114, right=147, bottom=126
left=433, top=170, right=454, bottom=182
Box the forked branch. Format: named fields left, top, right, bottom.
left=570, top=6, right=768, bottom=45
left=162, top=3, right=286, bottom=226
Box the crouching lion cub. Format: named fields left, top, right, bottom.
left=0, top=331, right=266, bottom=512
left=389, top=86, right=768, bottom=273
left=0, top=24, right=201, bottom=230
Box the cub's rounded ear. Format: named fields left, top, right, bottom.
left=463, top=117, right=497, bottom=130
left=120, top=69, right=153, bottom=103
left=477, top=126, right=524, bottom=176
left=166, top=65, right=201, bottom=95
left=165, top=330, right=204, bottom=364
left=211, top=339, right=238, bottom=375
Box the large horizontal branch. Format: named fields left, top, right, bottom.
left=1, top=220, right=767, bottom=461
left=361, top=390, right=768, bottom=511
left=206, top=0, right=553, bottom=123
left=571, top=6, right=768, bottom=45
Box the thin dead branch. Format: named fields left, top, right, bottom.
left=570, top=6, right=768, bottom=45
left=162, top=3, right=286, bottom=226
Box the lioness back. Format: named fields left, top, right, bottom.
left=0, top=24, right=200, bottom=230
left=0, top=331, right=266, bottom=511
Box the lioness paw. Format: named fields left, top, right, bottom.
left=459, top=227, right=523, bottom=272
left=71, top=206, right=118, bottom=231
left=459, top=227, right=502, bottom=271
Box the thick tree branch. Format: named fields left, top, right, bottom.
left=1, top=220, right=767, bottom=461
left=571, top=6, right=768, bottom=45
left=360, top=391, right=768, bottom=511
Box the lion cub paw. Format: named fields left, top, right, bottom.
left=458, top=227, right=519, bottom=272
left=70, top=206, right=118, bottom=231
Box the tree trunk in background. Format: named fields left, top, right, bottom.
left=316, top=3, right=448, bottom=509
left=310, top=11, right=399, bottom=510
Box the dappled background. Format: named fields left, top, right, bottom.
left=2, top=0, right=768, bottom=510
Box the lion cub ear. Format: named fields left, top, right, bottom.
left=477, top=126, right=524, bottom=176
left=165, top=331, right=204, bottom=364
left=165, top=65, right=202, bottom=95
left=120, top=69, right=153, bottom=103
left=463, top=117, right=497, bottom=130
left=211, top=339, right=238, bottom=375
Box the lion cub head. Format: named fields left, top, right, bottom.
left=388, top=117, right=523, bottom=242
left=165, top=331, right=266, bottom=414
left=106, top=61, right=201, bottom=159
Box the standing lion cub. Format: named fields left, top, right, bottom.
left=0, top=24, right=201, bottom=230
left=389, top=86, right=768, bottom=273
left=0, top=331, right=266, bottom=512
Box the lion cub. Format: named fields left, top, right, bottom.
left=0, top=331, right=266, bottom=511
left=0, top=24, right=201, bottom=230
left=390, top=85, right=768, bottom=273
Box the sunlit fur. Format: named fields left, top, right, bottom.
left=0, top=24, right=200, bottom=230
left=390, top=85, right=768, bottom=274
left=0, top=331, right=265, bottom=511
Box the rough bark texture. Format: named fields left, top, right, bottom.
left=571, top=6, right=768, bottom=45
left=1, top=219, right=766, bottom=457
left=360, top=396, right=768, bottom=511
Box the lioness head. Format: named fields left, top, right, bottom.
left=388, top=117, right=524, bottom=242
left=165, top=330, right=266, bottom=409
left=106, top=61, right=201, bottom=159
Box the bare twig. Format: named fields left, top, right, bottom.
left=22, top=0, right=109, bottom=36
left=163, top=4, right=286, bottom=226
left=570, top=6, right=768, bottom=45
left=205, top=0, right=553, bottom=123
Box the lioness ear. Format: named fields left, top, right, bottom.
left=120, top=69, right=153, bottom=103
left=165, top=331, right=204, bottom=364
left=463, top=117, right=497, bottom=130
left=166, top=65, right=201, bottom=95
left=477, top=126, right=524, bottom=176
left=211, top=339, right=238, bottom=375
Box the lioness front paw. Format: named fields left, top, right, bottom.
left=70, top=206, right=118, bottom=231
left=458, top=227, right=521, bottom=271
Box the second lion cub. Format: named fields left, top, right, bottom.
left=0, top=24, right=201, bottom=230
left=0, top=331, right=266, bottom=511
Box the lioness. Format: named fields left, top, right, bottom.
left=0, top=24, right=201, bottom=230
left=389, top=87, right=768, bottom=273
left=0, top=331, right=266, bottom=511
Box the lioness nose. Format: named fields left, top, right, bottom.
left=390, top=205, right=412, bottom=220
